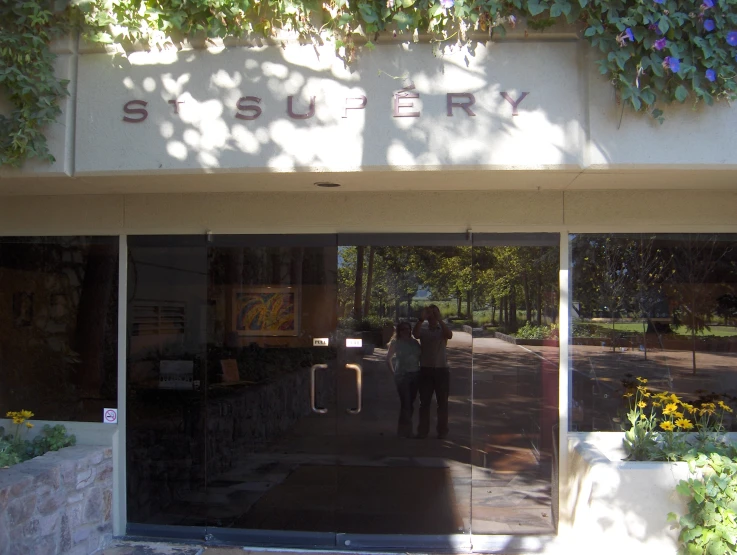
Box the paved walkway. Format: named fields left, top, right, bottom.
left=97, top=540, right=572, bottom=555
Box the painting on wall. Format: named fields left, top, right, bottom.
left=232, top=287, right=299, bottom=336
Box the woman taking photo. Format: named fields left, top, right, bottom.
left=386, top=321, right=421, bottom=438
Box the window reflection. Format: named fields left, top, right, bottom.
left=0, top=237, right=118, bottom=421
left=570, top=234, right=737, bottom=431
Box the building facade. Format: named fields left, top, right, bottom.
left=1, top=27, right=737, bottom=553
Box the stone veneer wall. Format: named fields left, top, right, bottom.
left=0, top=445, right=113, bottom=555
left=127, top=365, right=337, bottom=522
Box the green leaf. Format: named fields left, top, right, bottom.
left=527, top=2, right=546, bottom=16
left=392, top=11, right=414, bottom=29
left=675, top=85, right=688, bottom=102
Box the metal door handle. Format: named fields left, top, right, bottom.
left=345, top=363, right=362, bottom=414
left=310, top=364, right=328, bottom=414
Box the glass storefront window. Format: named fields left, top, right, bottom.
left=0, top=236, right=119, bottom=422
left=569, top=233, right=737, bottom=431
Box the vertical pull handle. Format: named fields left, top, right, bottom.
left=345, top=363, right=362, bottom=415
left=310, top=364, right=328, bottom=414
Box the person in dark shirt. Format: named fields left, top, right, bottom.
left=412, top=304, right=453, bottom=439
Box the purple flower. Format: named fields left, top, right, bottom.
left=440, top=0, right=454, bottom=8
left=702, top=0, right=714, bottom=7
left=704, top=19, right=715, bottom=31
left=664, top=56, right=680, bottom=72
left=728, top=31, right=737, bottom=46
left=654, top=0, right=664, bottom=3
left=706, top=69, right=717, bottom=81
left=625, top=28, right=634, bottom=41
left=653, top=37, right=667, bottom=50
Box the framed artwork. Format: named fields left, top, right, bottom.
left=232, top=286, right=299, bottom=336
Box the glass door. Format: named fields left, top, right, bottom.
left=125, top=232, right=559, bottom=548
left=469, top=234, right=560, bottom=547
left=334, top=234, right=472, bottom=550
left=204, top=234, right=340, bottom=547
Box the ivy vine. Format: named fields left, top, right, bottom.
left=0, top=1, right=72, bottom=167
left=2, top=0, right=737, bottom=167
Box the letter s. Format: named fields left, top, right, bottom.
left=236, top=96, right=262, bottom=120
left=123, top=100, right=148, bottom=123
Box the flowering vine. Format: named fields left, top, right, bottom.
left=2, top=0, right=737, bottom=167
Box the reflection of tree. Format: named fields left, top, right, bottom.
left=625, top=235, right=673, bottom=360
left=0, top=238, right=118, bottom=419
left=337, top=244, right=558, bottom=332
left=668, top=234, right=725, bottom=374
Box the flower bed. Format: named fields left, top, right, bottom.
left=0, top=445, right=114, bottom=555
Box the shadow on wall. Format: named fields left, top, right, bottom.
left=77, top=40, right=585, bottom=177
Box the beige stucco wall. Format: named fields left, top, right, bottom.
left=0, top=189, right=735, bottom=236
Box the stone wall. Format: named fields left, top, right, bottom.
left=0, top=445, right=113, bottom=555
left=127, top=365, right=337, bottom=523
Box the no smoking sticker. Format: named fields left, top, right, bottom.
left=103, top=408, right=118, bottom=424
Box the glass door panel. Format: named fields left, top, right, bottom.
left=335, top=234, right=472, bottom=550
left=470, top=234, right=560, bottom=537
left=204, top=235, right=339, bottom=547
left=126, top=236, right=209, bottom=536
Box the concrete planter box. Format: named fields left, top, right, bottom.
left=0, top=445, right=114, bottom=555
left=564, top=433, right=691, bottom=555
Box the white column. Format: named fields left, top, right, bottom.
left=113, top=235, right=127, bottom=536
left=557, top=231, right=570, bottom=531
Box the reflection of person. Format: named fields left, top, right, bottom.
left=386, top=322, right=421, bottom=438
left=413, top=304, right=453, bottom=439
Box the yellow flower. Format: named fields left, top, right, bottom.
left=681, top=403, right=696, bottom=413
left=663, top=403, right=678, bottom=415
left=655, top=392, right=669, bottom=400
left=636, top=377, right=648, bottom=383
left=20, top=410, right=33, bottom=419
left=660, top=421, right=675, bottom=431
left=670, top=394, right=680, bottom=403
left=653, top=402, right=662, bottom=407
left=12, top=417, right=24, bottom=425
left=718, top=401, right=733, bottom=413
left=623, top=392, right=634, bottom=398
left=25, top=422, right=33, bottom=429
left=675, top=418, right=694, bottom=430
left=639, top=414, right=647, bottom=420
left=637, top=401, right=647, bottom=409
left=674, top=411, right=684, bottom=419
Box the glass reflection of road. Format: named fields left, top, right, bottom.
left=203, top=331, right=555, bottom=536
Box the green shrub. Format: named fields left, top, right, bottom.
left=0, top=418, right=76, bottom=468
left=514, top=322, right=559, bottom=340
